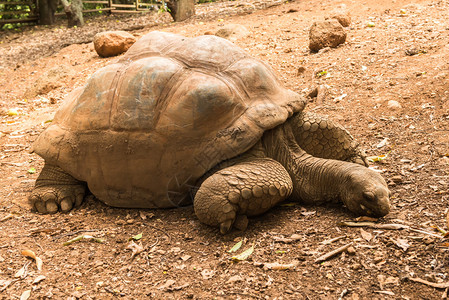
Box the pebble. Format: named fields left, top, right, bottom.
left=227, top=275, right=243, bottom=284
left=387, top=100, right=402, bottom=109
left=391, top=175, right=403, bottom=183
left=347, top=246, right=356, bottom=255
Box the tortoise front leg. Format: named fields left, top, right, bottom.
left=29, top=164, right=86, bottom=213
left=288, top=112, right=369, bottom=166
left=194, top=158, right=293, bottom=234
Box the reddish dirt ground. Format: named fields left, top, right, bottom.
left=1, top=0, right=449, bottom=299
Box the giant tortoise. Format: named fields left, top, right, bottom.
left=29, top=31, right=390, bottom=233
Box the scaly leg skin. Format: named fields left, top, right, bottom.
left=194, top=158, right=293, bottom=234
left=29, top=164, right=86, bottom=214
left=289, top=112, right=369, bottom=166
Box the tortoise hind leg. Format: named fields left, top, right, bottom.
left=29, top=164, right=86, bottom=214
left=194, top=158, right=293, bottom=234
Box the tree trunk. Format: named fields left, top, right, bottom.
left=61, top=0, right=84, bottom=27
left=38, top=0, right=58, bottom=25
left=166, top=0, right=195, bottom=22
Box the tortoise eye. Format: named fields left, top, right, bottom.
left=363, top=191, right=375, bottom=202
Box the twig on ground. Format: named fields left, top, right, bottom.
left=315, top=242, right=353, bottom=263
left=54, top=229, right=100, bottom=239
left=148, top=237, right=159, bottom=249
left=338, top=288, right=350, bottom=300
left=0, top=214, right=14, bottom=222
left=147, top=225, right=171, bottom=241
left=408, top=277, right=449, bottom=289
left=409, top=228, right=443, bottom=239
left=0, top=278, right=20, bottom=292
left=320, top=235, right=346, bottom=245
left=339, top=221, right=409, bottom=230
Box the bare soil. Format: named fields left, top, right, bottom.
left=1, top=0, right=449, bottom=299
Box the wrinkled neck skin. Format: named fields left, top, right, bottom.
left=262, top=123, right=390, bottom=217
left=263, top=124, right=350, bottom=203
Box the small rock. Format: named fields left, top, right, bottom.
left=328, top=5, right=351, bottom=27
left=309, top=19, right=347, bottom=52
left=318, top=46, right=331, bottom=54
left=215, top=24, right=250, bottom=41
left=422, top=236, right=434, bottom=245
left=373, top=256, right=384, bottom=264
left=227, top=275, right=243, bottom=284
left=391, top=175, right=403, bottom=183
left=201, top=269, right=215, bottom=280
left=331, top=13, right=351, bottom=27
left=387, top=100, right=402, bottom=109
left=297, top=66, right=306, bottom=76
left=347, top=246, right=356, bottom=255
left=351, top=263, right=362, bottom=270
left=181, top=255, right=191, bottom=261
left=93, top=31, right=137, bottom=58
left=157, top=279, right=175, bottom=290
left=439, top=156, right=449, bottom=165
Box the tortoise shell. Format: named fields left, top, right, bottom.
left=32, top=31, right=306, bottom=208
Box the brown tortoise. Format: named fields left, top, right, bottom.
left=29, top=31, right=390, bottom=233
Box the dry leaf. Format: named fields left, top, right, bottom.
left=20, top=290, right=31, bottom=300
left=21, top=250, right=37, bottom=260
left=231, top=245, right=254, bottom=261
left=14, top=266, right=27, bottom=278
left=392, top=238, right=410, bottom=251
left=180, top=255, right=191, bottom=261
left=126, top=241, right=144, bottom=259
left=33, top=275, right=46, bottom=284
left=228, top=240, right=243, bottom=253
left=0, top=279, right=13, bottom=291
left=21, top=249, right=43, bottom=270
left=157, top=279, right=175, bottom=290
left=360, top=228, right=373, bottom=241
left=35, top=257, right=43, bottom=271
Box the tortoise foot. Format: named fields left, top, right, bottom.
left=29, top=164, right=85, bottom=214
left=194, top=158, right=292, bottom=234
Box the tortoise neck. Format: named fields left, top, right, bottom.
left=262, top=124, right=352, bottom=203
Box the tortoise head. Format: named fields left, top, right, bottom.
left=341, top=167, right=391, bottom=217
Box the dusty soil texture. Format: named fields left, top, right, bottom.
left=1, top=0, right=449, bottom=299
